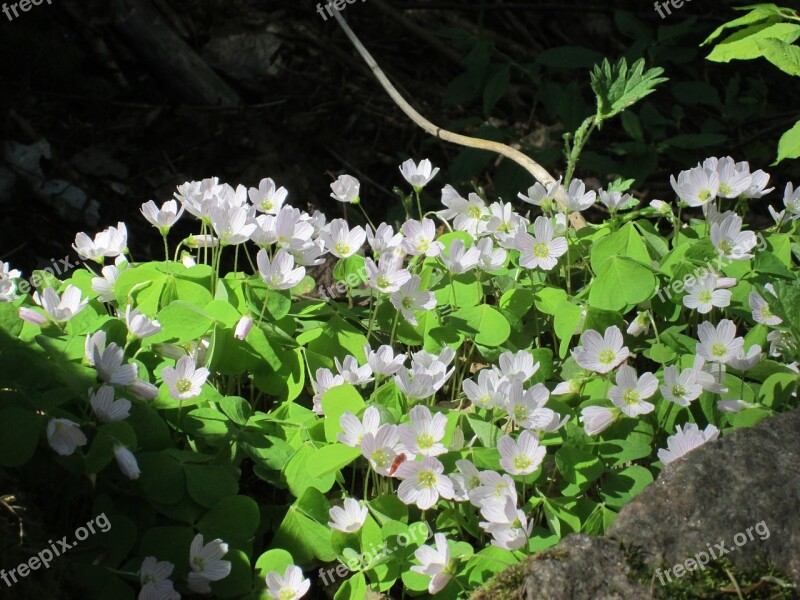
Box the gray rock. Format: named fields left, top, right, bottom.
left=488, top=534, right=655, bottom=600
left=475, top=409, right=800, bottom=598
left=609, top=407, right=800, bottom=587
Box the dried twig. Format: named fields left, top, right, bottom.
left=330, top=10, right=586, bottom=229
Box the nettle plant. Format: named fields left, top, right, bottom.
left=2, top=72, right=800, bottom=600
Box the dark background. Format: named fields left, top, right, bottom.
left=1, top=0, right=799, bottom=276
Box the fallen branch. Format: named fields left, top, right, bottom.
left=330, top=10, right=586, bottom=230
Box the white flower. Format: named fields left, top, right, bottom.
left=479, top=495, right=533, bottom=550
left=272, top=206, right=315, bottom=248
left=650, top=199, right=671, bottom=215
left=598, top=190, right=634, bottom=212
left=475, top=238, right=506, bottom=271
left=188, top=534, right=231, bottom=593
left=411, top=533, right=453, bottom=594
left=129, top=379, right=159, bottom=401
left=660, top=366, right=702, bottom=407
left=627, top=311, right=650, bottom=337
left=440, top=185, right=488, bottom=235
left=518, top=180, right=562, bottom=211
left=257, top=249, right=305, bottom=290
left=18, top=307, right=47, bottom=326
left=321, top=219, right=366, bottom=259
left=609, top=365, right=658, bottom=417
left=514, top=216, right=568, bottom=271
left=125, top=305, right=162, bottom=339
left=366, top=222, right=403, bottom=256
left=728, top=344, right=762, bottom=371
left=390, top=276, right=436, bottom=326
left=101, top=222, right=128, bottom=258
left=90, top=385, right=131, bottom=423
left=0, top=279, right=18, bottom=303
left=140, top=200, right=184, bottom=233
left=249, top=177, right=288, bottom=214
left=216, top=183, right=249, bottom=209
left=749, top=285, right=781, bottom=326
left=92, top=261, right=126, bottom=303
left=696, top=319, right=744, bottom=364
left=400, top=158, right=440, bottom=190
left=185, top=234, right=220, bottom=249
left=658, top=423, right=719, bottom=465
left=502, top=381, right=555, bottom=430
left=572, top=326, right=629, bottom=374
left=394, top=369, right=438, bottom=401
left=396, top=456, right=454, bottom=510
left=779, top=182, right=800, bottom=219
left=161, top=355, right=209, bottom=400
left=113, top=444, right=141, bottom=480
left=328, top=498, right=368, bottom=533
left=398, top=405, right=448, bottom=457
left=209, top=205, right=256, bottom=246
left=139, top=557, right=180, bottom=600
left=495, top=350, right=539, bottom=383
left=33, top=285, right=88, bottom=322
left=486, top=202, right=527, bottom=245
left=552, top=379, right=583, bottom=396
left=711, top=213, right=757, bottom=261
left=741, top=167, right=773, bottom=199
left=439, top=238, right=480, bottom=274
left=361, top=424, right=401, bottom=476
left=365, top=345, right=406, bottom=377
left=365, top=256, right=411, bottom=294
left=767, top=330, right=792, bottom=357
left=714, top=157, right=752, bottom=198
left=462, top=369, right=504, bottom=409
left=670, top=166, right=719, bottom=207
left=234, top=316, right=254, bottom=340
left=565, top=179, right=596, bottom=212
left=266, top=565, right=310, bottom=600
left=311, top=368, right=345, bottom=415
left=330, top=174, right=361, bottom=204
left=717, top=399, right=755, bottom=413
left=46, top=418, right=87, bottom=456
left=468, top=470, right=518, bottom=509
left=580, top=406, right=618, bottom=436
left=85, top=331, right=138, bottom=385
left=334, top=355, right=373, bottom=386
left=338, top=406, right=381, bottom=447
left=498, top=430, right=545, bottom=476
left=174, top=177, right=221, bottom=220
left=683, top=272, right=732, bottom=314
left=450, top=459, right=482, bottom=502
left=401, top=218, right=443, bottom=257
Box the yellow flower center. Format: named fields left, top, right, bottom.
left=513, top=455, right=532, bottom=471
left=711, top=342, right=728, bottom=358
left=417, top=433, right=435, bottom=450
left=418, top=470, right=437, bottom=489
left=533, top=242, right=550, bottom=258
left=176, top=378, right=193, bottom=393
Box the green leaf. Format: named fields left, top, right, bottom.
left=555, top=446, right=604, bottom=496
left=198, top=495, right=260, bottom=542
left=0, top=408, right=42, bottom=467
left=589, top=257, right=657, bottom=311
left=137, top=452, right=186, bottom=504
left=184, top=464, right=239, bottom=508
left=590, top=58, right=668, bottom=120
left=307, top=444, right=362, bottom=478
left=448, top=305, right=510, bottom=347
left=757, top=37, right=800, bottom=75
left=322, top=385, right=366, bottom=443
left=775, top=119, right=800, bottom=164
left=703, top=4, right=788, bottom=45
left=335, top=573, right=367, bottom=600
left=84, top=421, right=138, bottom=475
left=600, top=465, right=654, bottom=508
left=272, top=488, right=335, bottom=563
left=255, top=549, right=295, bottom=581
left=483, top=65, right=510, bottom=116
left=590, top=223, right=651, bottom=270
left=706, top=22, right=800, bottom=63
left=284, top=443, right=337, bottom=498
left=151, top=301, right=214, bottom=344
